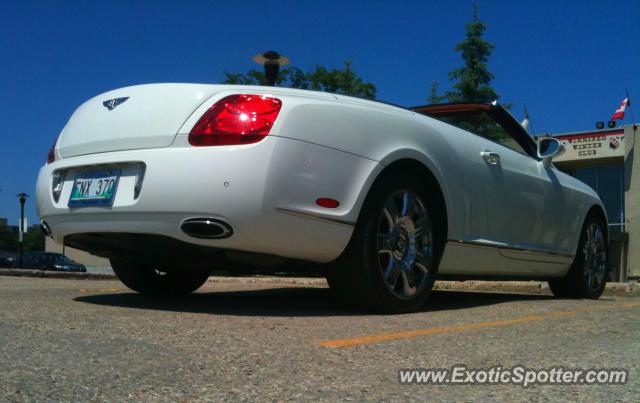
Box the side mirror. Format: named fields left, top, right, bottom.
left=537, top=137, right=564, bottom=163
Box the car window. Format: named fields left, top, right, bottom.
left=431, top=110, right=528, bottom=155
left=57, top=255, right=74, bottom=264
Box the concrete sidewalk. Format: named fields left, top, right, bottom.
left=0, top=267, right=637, bottom=297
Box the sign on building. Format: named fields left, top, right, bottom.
left=553, top=129, right=625, bottom=163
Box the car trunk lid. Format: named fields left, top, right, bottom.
left=58, top=84, right=222, bottom=158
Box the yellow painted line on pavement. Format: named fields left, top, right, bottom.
left=319, top=302, right=640, bottom=348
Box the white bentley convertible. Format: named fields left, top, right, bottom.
left=36, top=84, right=609, bottom=312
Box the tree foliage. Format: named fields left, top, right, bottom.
left=0, top=227, right=17, bottom=252
left=0, top=227, right=44, bottom=253
left=223, top=60, right=376, bottom=99
left=23, top=230, right=45, bottom=252
left=431, top=4, right=502, bottom=105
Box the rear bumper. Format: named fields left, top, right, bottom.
left=36, top=136, right=380, bottom=263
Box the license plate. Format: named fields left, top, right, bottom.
left=68, top=169, right=121, bottom=207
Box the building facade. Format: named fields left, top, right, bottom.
left=549, top=123, right=639, bottom=280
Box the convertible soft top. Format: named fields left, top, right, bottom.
left=411, top=102, right=492, bottom=114
left=411, top=102, right=538, bottom=158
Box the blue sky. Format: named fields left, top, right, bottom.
left=1, top=0, right=639, bottom=225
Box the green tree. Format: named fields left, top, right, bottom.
left=431, top=4, right=501, bottom=105
left=223, top=60, right=376, bottom=99
left=23, top=229, right=45, bottom=252
left=0, top=227, right=18, bottom=252
left=0, top=227, right=44, bottom=253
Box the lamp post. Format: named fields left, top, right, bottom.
left=252, top=51, right=290, bottom=86
left=17, top=192, right=28, bottom=268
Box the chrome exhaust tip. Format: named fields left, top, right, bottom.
left=40, top=221, right=52, bottom=237
left=180, top=218, right=233, bottom=239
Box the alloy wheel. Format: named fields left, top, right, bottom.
left=377, top=190, right=434, bottom=300
left=582, top=222, right=607, bottom=291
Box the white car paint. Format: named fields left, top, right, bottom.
left=36, top=84, right=606, bottom=277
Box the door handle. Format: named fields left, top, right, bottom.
left=481, top=150, right=501, bottom=165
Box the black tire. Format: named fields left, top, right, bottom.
left=326, top=170, right=443, bottom=313
left=548, top=214, right=608, bottom=299
left=110, top=259, right=211, bottom=295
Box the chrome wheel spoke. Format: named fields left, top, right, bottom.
left=594, top=226, right=601, bottom=241
left=415, top=252, right=432, bottom=273
left=378, top=233, right=393, bottom=255
left=400, top=270, right=414, bottom=296
left=586, top=225, right=594, bottom=242
left=594, top=268, right=604, bottom=285
left=402, top=262, right=416, bottom=287
left=384, top=198, right=400, bottom=225
left=592, top=270, right=600, bottom=288
left=413, top=214, right=430, bottom=239
left=382, top=209, right=395, bottom=229
left=384, top=260, right=400, bottom=285
left=401, top=191, right=416, bottom=218
left=414, top=264, right=430, bottom=288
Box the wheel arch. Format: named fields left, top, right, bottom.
left=358, top=156, right=449, bottom=249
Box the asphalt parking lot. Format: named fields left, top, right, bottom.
left=0, top=276, right=638, bottom=401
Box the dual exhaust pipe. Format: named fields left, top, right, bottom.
left=40, top=221, right=52, bottom=237
left=180, top=218, right=233, bottom=239
left=40, top=218, right=233, bottom=240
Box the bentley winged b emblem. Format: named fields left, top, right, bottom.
left=103, top=97, right=130, bottom=111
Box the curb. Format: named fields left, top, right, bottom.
left=208, top=275, right=327, bottom=285
left=1, top=268, right=637, bottom=297
left=0, top=268, right=115, bottom=280
left=433, top=280, right=639, bottom=297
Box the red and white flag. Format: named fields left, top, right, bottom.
left=611, top=97, right=630, bottom=120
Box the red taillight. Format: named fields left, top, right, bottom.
left=189, top=94, right=282, bottom=146
left=46, top=138, right=57, bottom=164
